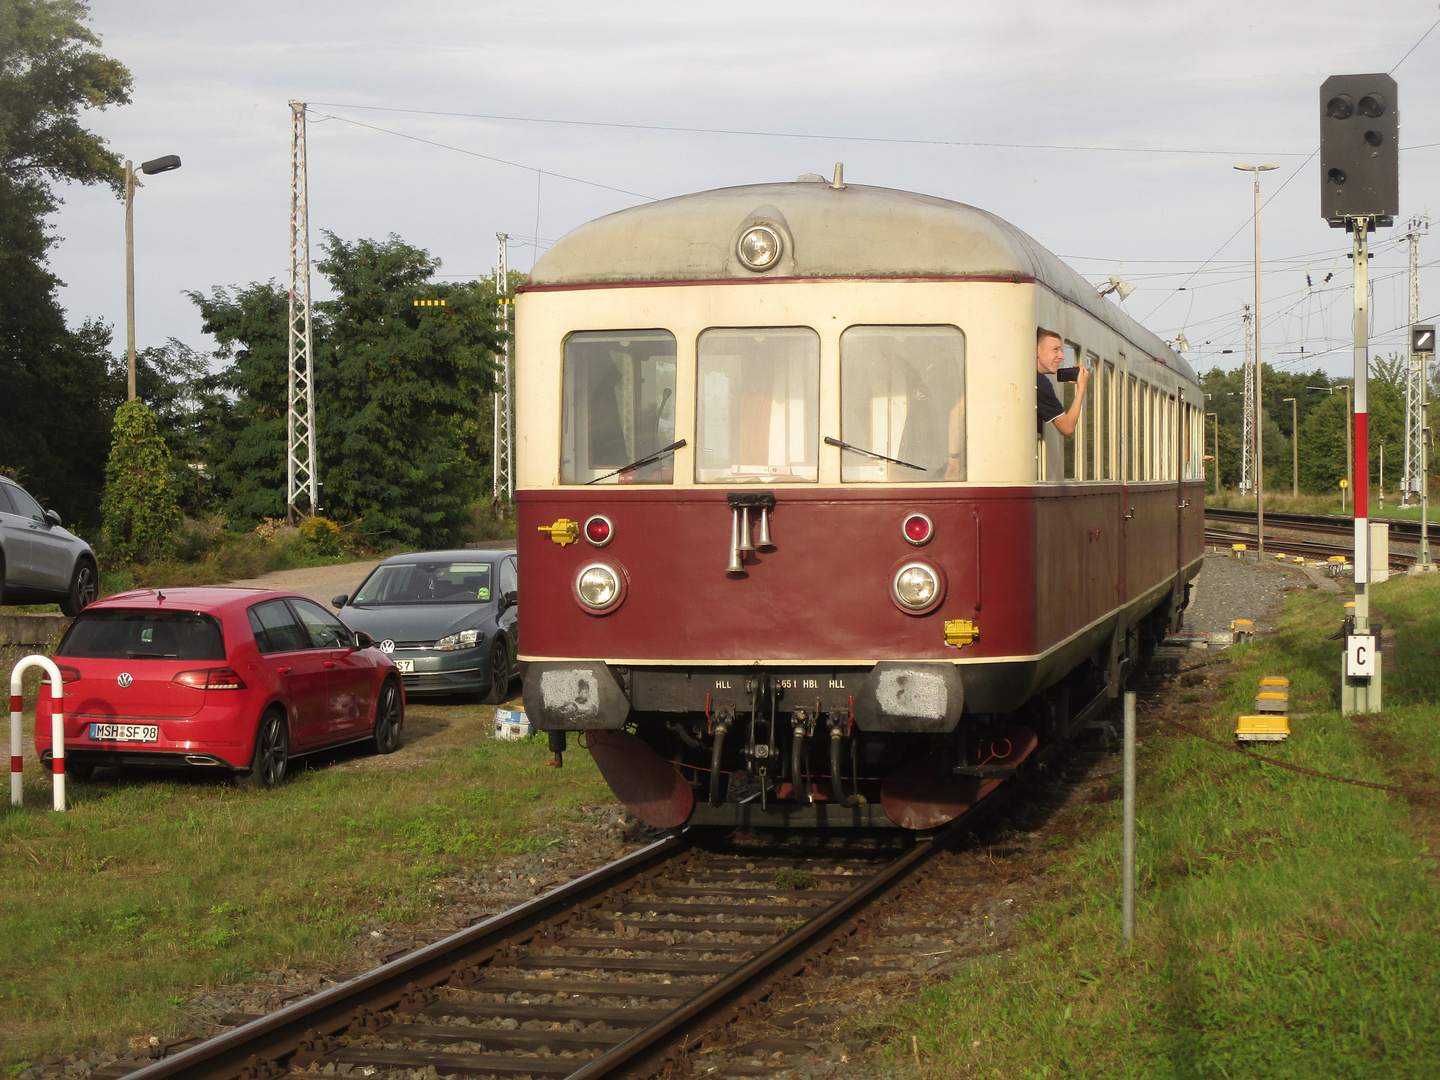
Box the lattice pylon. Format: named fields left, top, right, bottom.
left=286, top=101, right=318, bottom=521
left=492, top=233, right=513, bottom=503
left=1402, top=216, right=1428, bottom=504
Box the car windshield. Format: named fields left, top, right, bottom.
left=56, top=610, right=226, bottom=661
left=351, top=562, right=494, bottom=606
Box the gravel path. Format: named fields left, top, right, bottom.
left=1181, top=550, right=1314, bottom=636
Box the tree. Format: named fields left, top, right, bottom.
left=188, top=234, right=504, bottom=545
left=0, top=0, right=131, bottom=531
left=100, top=400, right=181, bottom=563
left=187, top=280, right=310, bottom=526
left=317, top=233, right=501, bottom=545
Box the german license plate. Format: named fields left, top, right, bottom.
left=90, top=723, right=159, bottom=743
left=393, top=659, right=415, bottom=673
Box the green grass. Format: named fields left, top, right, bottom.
left=0, top=707, right=614, bottom=1068
left=1206, top=487, right=1434, bottom=522
left=870, top=574, right=1440, bottom=1079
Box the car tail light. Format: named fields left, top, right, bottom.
left=902, top=513, right=933, bottom=546
left=584, top=515, right=614, bottom=546
left=174, top=667, right=247, bottom=690
left=58, top=665, right=81, bottom=683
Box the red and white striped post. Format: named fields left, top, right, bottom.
left=9, top=654, right=66, bottom=810
left=1343, top=217, right=1380, bottom=714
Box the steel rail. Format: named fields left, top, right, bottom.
left=117, top=833, right=690, bottom=1080
left=564, top=821, right=959, bottom=1080
left=1206, top=505, right=1438, bottom=543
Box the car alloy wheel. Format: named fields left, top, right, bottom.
left=240, top=711, right=288, bottom=789
left=372, top=679, right=403, bottom=754
left=62, top=560, right=97, bottom=617
left=482, top=641, right=511, bottom=706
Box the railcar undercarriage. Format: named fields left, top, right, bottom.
left=526, top=616, right=1169, bottom=831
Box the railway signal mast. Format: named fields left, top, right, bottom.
left=1401, top=216, right=1429, bottom=506
left=1321, top=73, right=1399, bottom=714
left=286, top=101, right=319, bottom=522
left=1240, top=306, right=1254, bottom=495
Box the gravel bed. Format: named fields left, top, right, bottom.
left=1181, top=550, right=1314, bottom=636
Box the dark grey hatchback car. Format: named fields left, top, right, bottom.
left=332, top=550, right=518, bottom=704
left=0, top=476, right=98, bottom=615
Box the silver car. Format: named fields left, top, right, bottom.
left=0, top=476, right=98, bottom=615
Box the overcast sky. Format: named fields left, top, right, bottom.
left=48, top=0, right=1440, bottom=380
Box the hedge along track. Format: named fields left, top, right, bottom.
left=113, top=815, right=997, bottom=1080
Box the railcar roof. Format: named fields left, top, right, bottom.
left=527, top=181, right=1195, bottom=384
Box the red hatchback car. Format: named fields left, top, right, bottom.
left=36, top=587, right=404, bottom=788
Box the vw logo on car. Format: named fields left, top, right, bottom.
left=116, top=672, right=133, bottom=688
left=379, top=640, right=395, bottom=654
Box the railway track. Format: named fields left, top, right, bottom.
left=108, top=817, right=1000, bottom=1080
left=1203, top=507, right=1428, bottom=568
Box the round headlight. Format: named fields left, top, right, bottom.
left=891, top=560, right=945, bottom=614
left=574, top=561, right=625, bottom=613
left=737, top=225, right=782, bottom=271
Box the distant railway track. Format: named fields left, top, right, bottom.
left=106, top=816, right=1001, bottom=1080
left=1203, top=507, right=1430, bottom=568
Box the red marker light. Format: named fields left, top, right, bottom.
left=902, top=513, right=933, bottom=545
left=584, top=515, right=614, bottom=546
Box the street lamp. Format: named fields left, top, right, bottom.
left=1236, top=162, right=1279, bottom=555
left=1207, top=411, right=1221, bottom=494
left=1307, top=383, right=1353, bottom=509
left=126, top=154, right=182, bottom=401
left=1283, top=397, right=1298, bottom=497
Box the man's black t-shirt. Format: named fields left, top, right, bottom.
left=1037, top=372, right=1064, bottom=432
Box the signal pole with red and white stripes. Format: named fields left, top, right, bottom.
left=1343, top=217, right=1380, bottom=713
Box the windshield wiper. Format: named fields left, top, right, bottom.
left=125, top=651, right=177, bottom=659
left=823, top=436, right=926, bottom=472
left=587, top=439, right=687, bottom=485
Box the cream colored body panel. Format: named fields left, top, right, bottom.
left=516, top=279, right=1199, bottom=492
left=517, top=279, right=1044, bottom=489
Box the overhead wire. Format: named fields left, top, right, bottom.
left=305, top=109, right=659, bottom=202
left=307, top=101, right=1315, bottom=159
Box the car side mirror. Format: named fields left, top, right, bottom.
left=500, top=589, right=518, bottom=610
left=44, top=509, right=62, bottom=527
left=354, top=630, right=375, bottom=649
left=332, top=594, right=349, bottom=608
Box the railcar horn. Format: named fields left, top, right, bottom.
left=725, top=491, right=777, bottom=573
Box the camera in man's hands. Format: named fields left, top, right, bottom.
left=1056, top=366, right=1082, bottom=383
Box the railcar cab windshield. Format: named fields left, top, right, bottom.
left=559, top=323, right=966, bottom=484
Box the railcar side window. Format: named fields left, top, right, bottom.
left=1125, top=374, right=1137, bottom=481
left=838, top=325, right=965, bottom=482
left=696, top=327, right=820, bottom=483
left=1061, top=343, right=1081, bottom=480
left=561, top=330, right=677, bottom=484
left=1102, top=361, right=1115, bottom=480
left=1084, top=352, right=1100, bottom=481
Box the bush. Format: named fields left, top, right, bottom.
left=100, top=401, right=182, bottom=565
left=298, top=516, right=343, bottom=556
left=170, top=516, right=227, bottom=562
left=458, top=499, right=518, bottom=545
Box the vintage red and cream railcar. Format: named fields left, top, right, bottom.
left=516, top=178, right=1205, bottom=830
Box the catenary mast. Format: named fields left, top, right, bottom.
left=1402, top=216, right=1428, bottom=504
left=286, top=101, right=319, bottom=522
